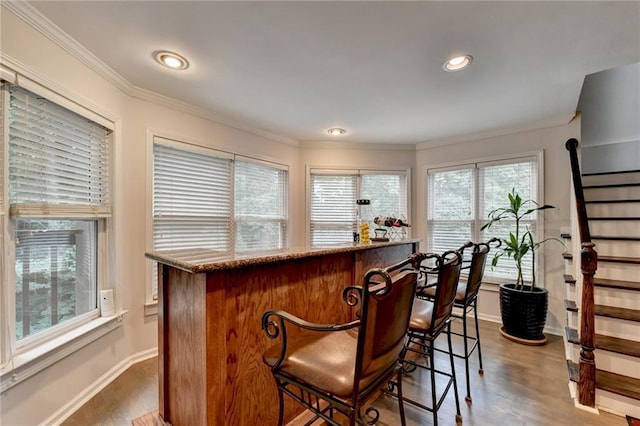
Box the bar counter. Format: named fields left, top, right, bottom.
left=146, top=239, right=420, bottom=426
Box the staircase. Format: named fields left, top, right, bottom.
left=562, top=144, right=640, bottom=418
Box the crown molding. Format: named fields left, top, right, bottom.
left=3, top=1, right=134, bottom=93
left=299, top=140, right=417, bottom=151
left=416, top=113, right=576, bottom=150
left=3, top=1, right=299, bottom=147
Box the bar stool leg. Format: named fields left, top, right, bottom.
left=276, top=380, right=285, bottom=426
left=474, top=300, right=484, bottom=375
left=462, top=309, right=472, bottom=403
left=448, top=322, right=462, bottom=423
left=429, top=342, right=438, bottom=426
left=396, top=369, right=407, bottom=426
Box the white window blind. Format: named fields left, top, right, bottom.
left=310, top=174, right=357, bottom=247
left=428, top=167, right=475, bottom=255
left=8, top=86, right=111, bottom=218
left=360, top=173, right=407, bottom=224
left=427, top=157, right=538, bottom=282
left=479, top=160, right=537, bottom=281
left=153, top=143, right=233, bottom=253
left=234, top=160, right=288, bottom=252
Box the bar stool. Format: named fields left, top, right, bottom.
left=261, top=253, right=426, bottom=426
left=393, top=250, right=463, bottom=426
left=417, top=238, right=499, bottom=403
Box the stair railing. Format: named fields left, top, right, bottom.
left=565, top=138, right=597, bottom=407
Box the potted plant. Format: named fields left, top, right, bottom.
left=481, top=189, right=563, bottom=345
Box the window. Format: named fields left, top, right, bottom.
left=309, top=169, right=409, bottom=247
left=427, top=156, right=539, bottom=282
left=2, top=84, right=111, bottom=350
left=153, top=142, right=233, bottom=254
left=150, top=138, right=289, bottom=298
left=234, top=158, right=288, bottom=252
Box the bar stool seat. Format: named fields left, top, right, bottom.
left=263, top=329, right=362, bottom=397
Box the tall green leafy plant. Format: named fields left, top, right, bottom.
left=480, top=189, right=562, bottom=290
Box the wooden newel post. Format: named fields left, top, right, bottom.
left=579, top=242, right=597, bottom=407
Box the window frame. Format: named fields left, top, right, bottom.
left=425, top=151, right=545, bottom=286
left=306, top=166, right=411, bottom=247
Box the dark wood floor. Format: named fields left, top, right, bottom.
left=61, top=319, right=626, bottom=426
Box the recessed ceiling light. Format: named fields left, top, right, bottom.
left=327, top=128, right=346, bottom=136
left=153, top=50, right=189, bottom=70
left=443, top=55, right=473, bottom=72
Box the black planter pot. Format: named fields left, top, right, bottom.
left=499, top=283, right=548, bottom=344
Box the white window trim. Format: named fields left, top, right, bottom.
left=0, top=62, right=120, bottom=387
left=305, top=166, right=412, bottom=247
left=424, top=150, right=546, bottom=288
left=144, top=130, right=291, bottom=310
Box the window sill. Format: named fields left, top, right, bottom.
left=144, top=302, right=158, bottom=317
left=0, top=311, right=128, bottom=393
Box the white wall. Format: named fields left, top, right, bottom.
left=414, top=120, right=581, bottom=333
left=578, top=61, right=640, bottom=174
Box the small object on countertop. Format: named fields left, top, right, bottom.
left=360, top=222, right=370, bottom=244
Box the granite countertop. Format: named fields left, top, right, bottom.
left=145, top=239, right=421, bottom=273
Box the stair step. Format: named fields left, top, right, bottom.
left=586, top=199, right=640, bottom=204
left=589, top=217, right=640, bottom=221
left=592, top=262, right=639, bottom=281
left=592, top=235, right=640, bottom=241
left=589, top=220, right=640, bottom=238
left=565, top=327, right=640, bottom=358
left=567, top=361, right=640, bottom=401
left=563, top=252, right=573, bottom=260
left=565, top=326, right=579, bottom=343
left=584, top=185, right=640, bottom=202
left=586, top=201, right=640, bottom=218
left=582, top=170, right=640, bottom=186
left=566, top=359, right=579, bottom=381
left=595, top=278, right=640, bottom=292
left=595, top=304, right=640, bottom=322
left=565, top=274, right=640, bottom=291
left=565, top=299, right=578, bottom=312
left=561, top=233, right=571, bottom=239
left=597, top=369, right=640, bottom=401
left=591, top=239, right=640, bottom=258
left=599, top=255, right=640, bottom=265
left=596, top=334, right=640, bottom=358
left=584, top=183, right=640, bottom=189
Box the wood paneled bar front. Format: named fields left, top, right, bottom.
left=146, top=240, right=420, bottom=426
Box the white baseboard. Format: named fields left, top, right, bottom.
left=476, top=314, right=563, bottom=337
left=42, top=347, right=158, bottom=426
left=477, top=313, right=501, bottom=324
left=574, top=399, right=600, bottom=414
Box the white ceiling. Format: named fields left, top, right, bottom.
left=24, top=1, right=640, bottom=146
